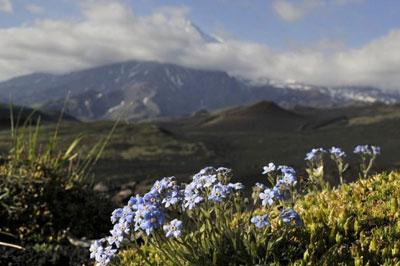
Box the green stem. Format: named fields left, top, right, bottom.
left=364, top=156, right=376, bottom=178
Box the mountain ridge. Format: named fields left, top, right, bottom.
left=0, top=59, right=399, bottom=121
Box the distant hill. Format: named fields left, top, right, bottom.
left=0, top=60, right=399, bottom=121
left=0, top=104, right=76, bottom=129
left=187, top=101, right=305, bottom=131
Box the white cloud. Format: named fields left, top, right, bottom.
left=273, top=1, right=303, bottom=22
left=272, top=0, right=322, bottom=22
left=0, top=1, right=399, bottom=90
left=0, top=0, right=12, bottom=13
left=272, top=0, right=364, bottom=22
left=25, top=4, right=44, bottom=15
left=335, top=0, right=364, bottom=5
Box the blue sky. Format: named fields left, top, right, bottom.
left=1, top=0, right=399, bottom=50
left=0, top=0, right=400, bottom=89
left=131, top=0, right=400, bottom=50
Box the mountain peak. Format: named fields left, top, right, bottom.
left=234, top=101, right=293, bottom=117
left=196, top=101, right=303, bottom=131
left=190, top=22, right=222, bottom=44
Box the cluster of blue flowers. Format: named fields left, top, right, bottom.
left=90, top=144, right=381, bottom=265
left=252, top=163, right=302, bottom=228
left=250, top=214, right=270, bottom=228
left=262, top=162, right=276, bottom=175
left=354, top=144, right=381, bottom=156
left=280, top=208, right=303, bottom=225
left=250, top=208, right=302, bottom=228
left=330, top=146, right=346, bottom=158
left=163, top=219, right=183, bottom=238
left=305, top=148, right=326, bottom=161
left=89, top=239, right=117, bottom=266
left=90, top=176, right=180, bottom=265
left=304, top=145, right=381, bottom=186
left=259, top=163, right=296, bottom=206
left=89, top=167, right=244, bottom=265
left=305, top=145, right=380, bottom=162
left=183, top=166, right=243, bottom=209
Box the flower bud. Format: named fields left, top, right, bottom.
left=335, top=232, right=343, bottom=244
left=344, top=218, right=351, bottom=235
left=368, top=239, right=377, bottom=253
left=360, top=231, right=365, bottom=242
left=244, top=197, right=249, bottom=205
left=303, top=249, right=310, bottom=261
left=309, top=223, right=317, bottom=236
left=354, top=220, right=360, bottom=234
left=381, top=247, right=388, bottom=257
left=392, top=243, right=399, bottom=256
left=329, top=228, right=336, bottom=243
left=391, top=197, right=398, bottom=214
left=354, top=256, right=363, bottom=266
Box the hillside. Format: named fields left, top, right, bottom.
left=0, top=102, right=397, bottom=190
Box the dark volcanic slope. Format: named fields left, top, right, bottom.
left=193, top=101, right=306, bottom=131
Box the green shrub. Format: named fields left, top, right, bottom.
left=298, top=171, right=400, bottom=265
left=0, top=116, right=116, bottom=265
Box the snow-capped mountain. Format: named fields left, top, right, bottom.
left=0, top=61, right=249, bottom=120
left=326, top=86, right=399, bottom=105
left=0, top=60, right=398, bottom=121
left=249, top=78, right=400, bottom=107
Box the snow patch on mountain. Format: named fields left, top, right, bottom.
left=108, top=101, right=125, bottom=113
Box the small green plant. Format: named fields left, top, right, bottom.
left=353, top=144, right=381, bottom=178
left=305, top=148, right=328, bottom=191
left=329, top=146, right=349, bottom=185
left=305, top=145, right=380, bottom=191
left=8, top=106, right=116, bottom=184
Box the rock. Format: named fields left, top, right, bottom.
left=112, top=189, right=133, bottom=205
left=67, top=235, right=91, bottom=248
left=121, top=181, right=137, bottom=190
left=93, top=182, right=109, bottom=193
left=192, top=109, right=208, bottom=117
